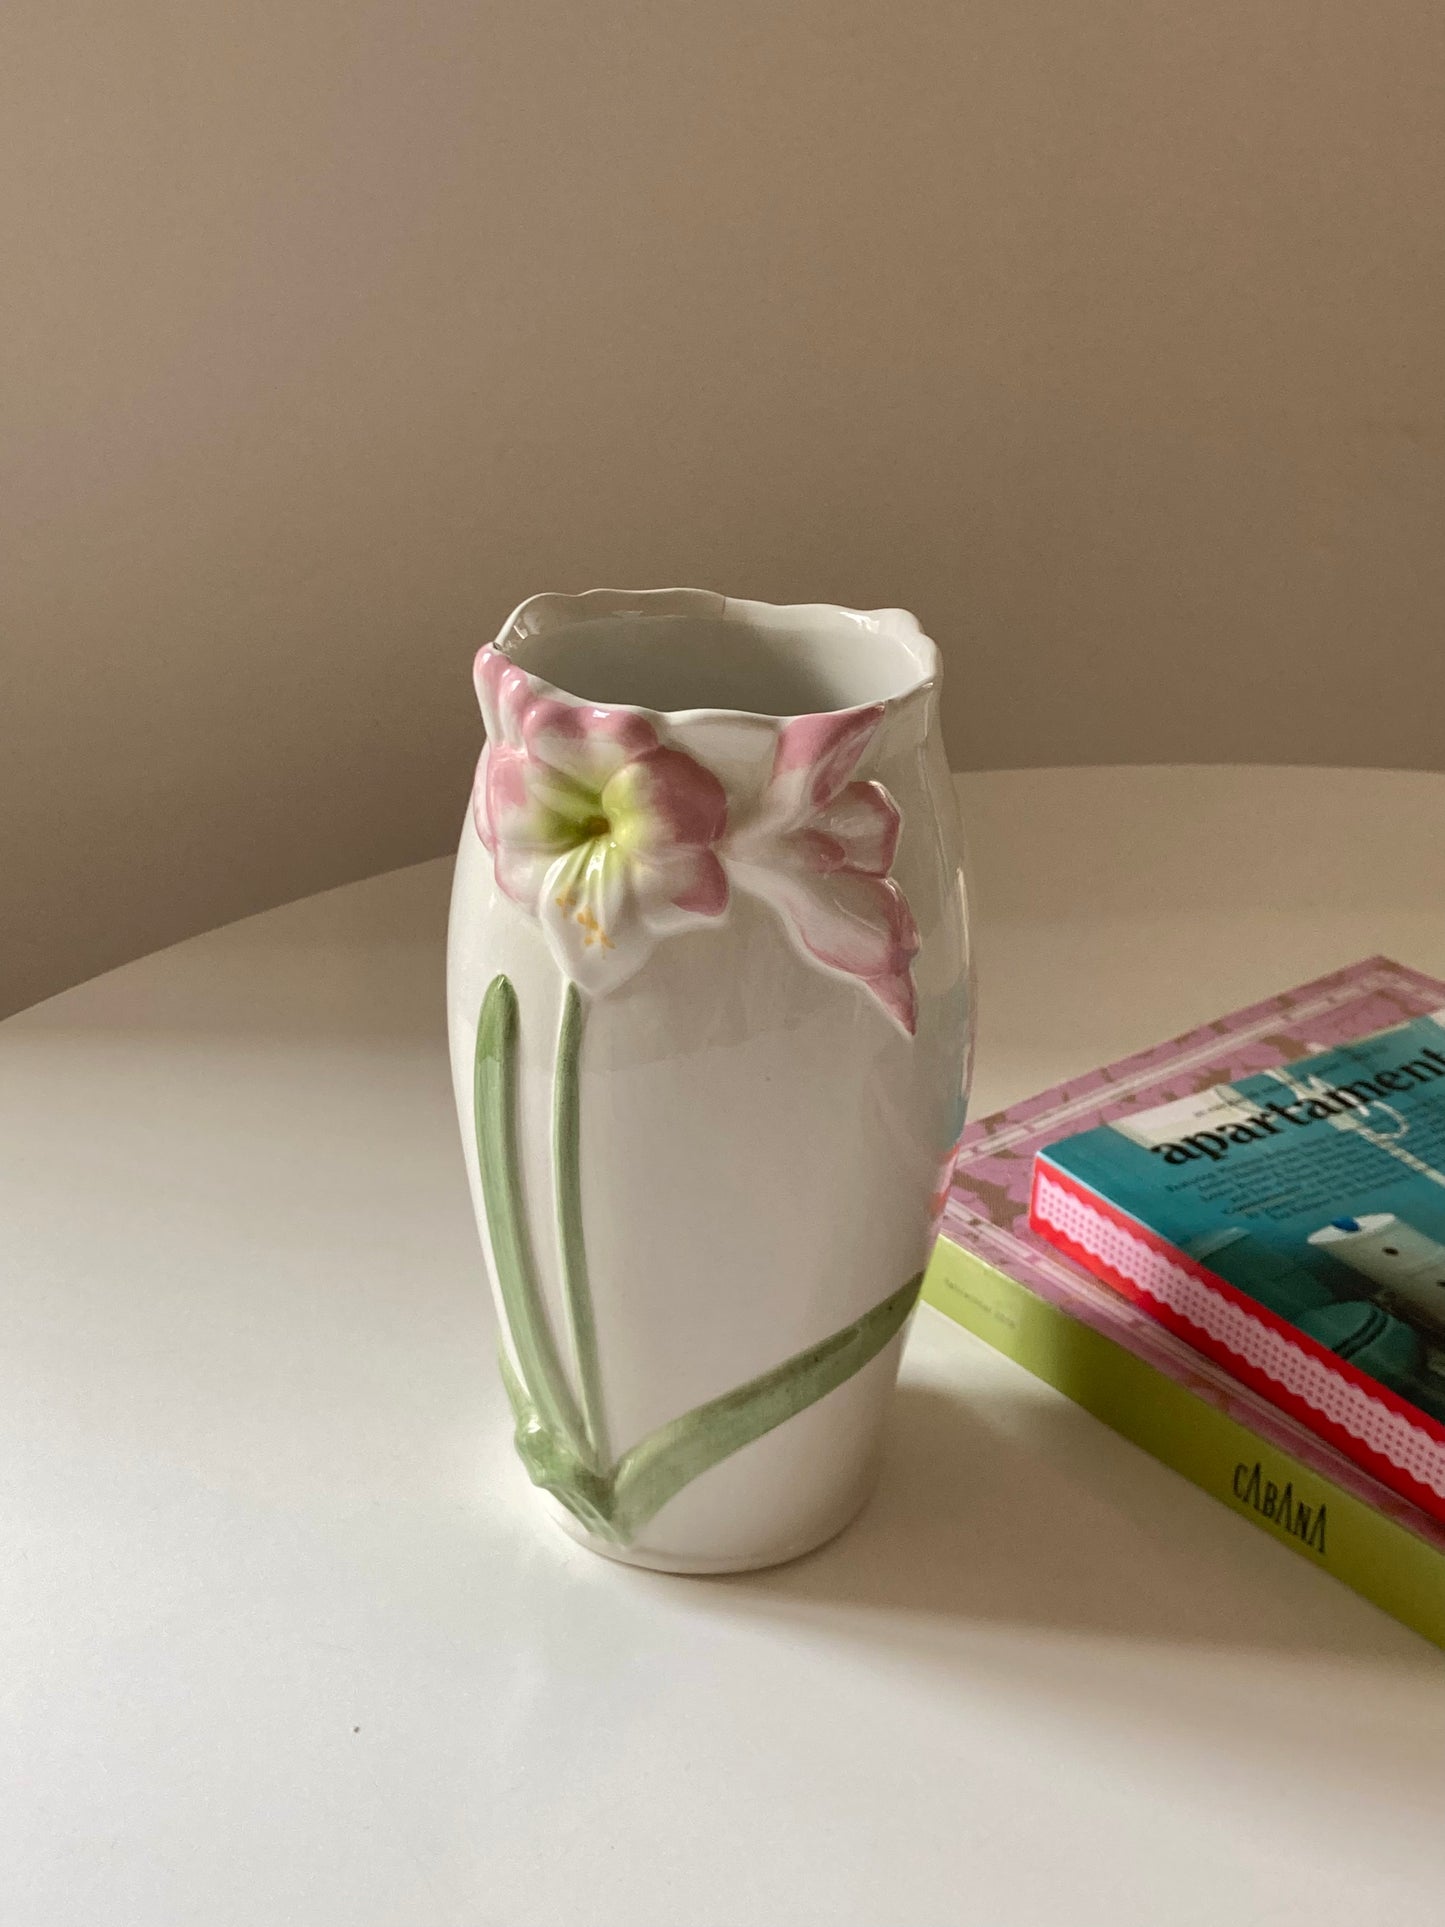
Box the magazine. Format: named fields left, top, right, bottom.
left=923, top=956, right=1445, bottom=1646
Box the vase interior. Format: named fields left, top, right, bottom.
left=509, top=608, right=929, bottom=718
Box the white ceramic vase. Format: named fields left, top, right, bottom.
left=447, top=588, right=971, bottom=1572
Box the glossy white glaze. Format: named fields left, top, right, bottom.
left=447, top=589, right=971, bottom=1569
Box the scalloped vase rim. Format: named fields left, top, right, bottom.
left=485, top=585, right=940, bottom=725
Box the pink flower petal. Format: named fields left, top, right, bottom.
left=772, top=705, right=884, bottom=812
left=474, top=647, right=531, bottom=748
left=601, top=746, right=729, bottom=855
left=471, top=750, right=494, bottom=851
left=670, top=849, right=729, bottom=915
left=726, top=823, right=919, bottom=1030
left=523, top=698, right=658, bottom=793
left=812, top=781, right=900, bottom=877
left=633, top=847, right=730, bottom=926
left=791, top=828, right=849, bottom=873
left=484, top=747, right=585, bottom=853
left=748, top=861, right=917, bottom=983
left=865, top=968, right=918, bottom=1036
left=888, top=873, right=920, bottom=954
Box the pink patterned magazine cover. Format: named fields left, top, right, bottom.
left=941, top=956, right=1445, bottom=1550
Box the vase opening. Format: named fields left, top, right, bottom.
left=501, top=600, right=933, bottom=719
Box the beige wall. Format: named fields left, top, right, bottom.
left=4, top=2, right=1443, bottom=1016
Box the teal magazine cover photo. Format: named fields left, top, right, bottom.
left=1040, top=1010, right=1445, bottom=1425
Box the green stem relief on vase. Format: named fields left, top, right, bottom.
left=473, top=975, right=589, bottom=1465
left=553, top=984, right=610, bottom=1468
left=607, top=1270, right=923, bottom=1541
left=475, top=973, right=924, bottom=1546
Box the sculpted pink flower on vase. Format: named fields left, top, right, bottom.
left=472, top=649, right=919, bottom=1029
left=724, top=706, right=920, bottom=1034
left=472, top=646, right=729, bottom=991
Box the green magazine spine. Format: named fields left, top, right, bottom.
left=923, top=1235, right=1445, bottom=1651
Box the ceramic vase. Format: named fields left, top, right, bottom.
left=447, top=588, right=971, bottom=1572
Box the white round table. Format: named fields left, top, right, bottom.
left=5, top=767, right=1445, bottom=1927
